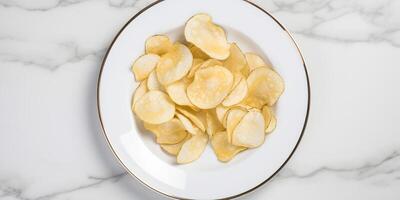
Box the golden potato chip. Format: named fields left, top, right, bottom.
left=187, top=66, right=234, bottom=109
left=145, top=35, right=173, bottom=55
left=265, top=113, right=276, bottom=133
left=134, top=90, right=175, bottom=124
left=224, top=43, right=247, bottom=73
left=177, top=133, right=208, bottom=164
left=245, top=52, right=272, bottom=70
left=184, top=14, right=230, bottom=60
left=245, top=67, right=285, bottom=107
left=131, top=54, right=160, bottom=81
left=222, top=78, right=248, bottom=107
left=187, top=58, right=204, bottom=79
left=176, top=107, right=206, bottom=132
left=188, top=43, right=210, bottom=60
left=188, top=59, right=222, bottom=79
left=176, top=113, right=201, bottom=135
left=206, top=110, right=224, bottom=138
left=215, top=105, right=229, bottom=125
left=231, top=73, right=244, bottom=89
left=165, top=77, right=193, bottom=106
left=161, top=134, right=191, bottom=155
left=235, top=103, right=253, bottom=110
left=262, top=106, right=272, bottom=130
left=200, top=59, right=223, bottom=69
left=211, top=131, right=246, bottom=162
left=232, top=110, right=265, bottom=148
left=147, top=70, right=164, bottom=91
left=144, top=118, right=187, bottom=144
left=132, top=81, right=148, bottom=107
left=226, top=108, right=247, bottom=143
left=156, top=43, right=193, bottom=85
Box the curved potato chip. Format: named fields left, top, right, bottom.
left=156, top=43, right=193, bottom=85
left=144, top=118, right=187, bottom=144
left=236, top=103, right=253, bottom=110
left=224, top=43, right=247, bottom=73
left=187, top=59, right=204, bottom=79
left=226, top=108, right=247, bottom=143
left=184, top=14, right=230, bottom=60
left=262, top=106, right=272, bottom=130
left=188, top=43, right=210, bottom=60
left=161, top=134, right=191, bottom=155
left=134, top=91, right=175, bottom=124
left=177, top=133, right=208, bottom=164
left=265, top=113, right=277, bottom=133
left=166, top=78, right=193, bottom=106
left=245, top=52, right=271, bottom=70
left=176, top=107, right=206, bottom=132
left=131, top=54, right=160, bottom=81
left=245, top=67, right=285, bottom=107
left=188, top=59, right=222, bottom=79
left=147, top=70, right=164, bottom=91
left=222, top=78, right=248, bottom=107
left=132, top=81, right=148, bottom=107
left=211, top=131, right=246, bottom=162
left=232, top=110, right=265, bottom=148
left=231, top=73, right=244, bottom=89
left=187, top=66, right=234, bottom=109
left=206, top=110, right=224, bottom=137
left=145, top=35, right=173, bottom=55
left=176, top=113, right=201, bottom=135
left=216, top=105, right=229, bottom=125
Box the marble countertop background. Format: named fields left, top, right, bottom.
left=1, top=0, right=400, bottom=199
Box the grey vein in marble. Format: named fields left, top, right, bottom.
left=0, top=173, right=127, bottom=200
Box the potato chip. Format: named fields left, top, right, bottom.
left=245, top=67, right=285, bottom=107
left=188, top=43, right=210, bottom=60
left=206, top=110, right=224, bottom=138
left=215, top=105, right=229, bottom=125
left=147, top=70, right=164, bottom=91
left=134, top=90, right=175, bottom=124
left=245, top=52, right=272, bottom=70
left=145, top=35, right=173, bottom=55
left=156, top=43, right=193, bottom=85
left=226, top=108, right=247, bottom=143
left=187, top=66, right=234, bottom=109
left=231, top=73, right=244, bottom=89
left=131, top=54, right=160, bottom=81
left=236, top=103, right=253, bottom=110
left=166, top=77, right=193, bottom=106
left=187, top=58, right=204, bottom=79
left=262, top=106, right=272, bottom=131
left=222, top=78, right=248, bottom=107
left=161, top=134, right=191, bottom=155
left=177, top=133, right=208, bottom=164
left=184, top=14, right=230, bottom=60
left=132, top=81, right=148, bottom=107
left=176, top=107, right=206, bottom=132
left=211, top=131, right=246, bottom=162
left=188, top=59, right=222, bottom=79
left=232, top=110, right=265, bottom=148
left=265, top=113, right=277, bottom=133
left=224, top=43, right=247, bottom=73
left=144, top=118, right=187, bottom=144
left=176, top=113, right=201, bottom=135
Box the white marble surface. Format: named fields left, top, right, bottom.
left=0, top=0, right=399, bottom=199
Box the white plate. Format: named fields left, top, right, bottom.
left=97, top=0, right=310, bottom=199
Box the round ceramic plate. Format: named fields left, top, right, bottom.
left=97, top=0, right=310, bottom=199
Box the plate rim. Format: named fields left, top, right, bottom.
left=97, top=0, right=311, bottom=199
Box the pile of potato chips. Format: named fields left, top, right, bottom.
left=131, top=14, right=284, bottom=164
